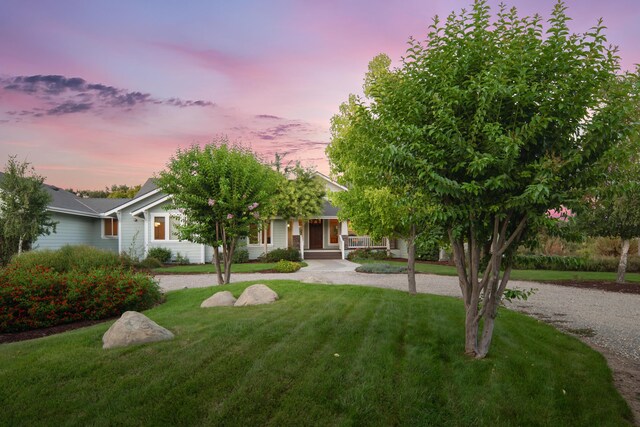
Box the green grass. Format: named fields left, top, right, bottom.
left=153, top=262, right=307, bottom=274
left=0, top=281, right=631, bottom=426
left=357, top=259, right=640, bottom=283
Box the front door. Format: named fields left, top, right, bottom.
left=309, top=220, right=323, bottom=249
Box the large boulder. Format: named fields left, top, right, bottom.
left=234, top=284, right=279, bottom=306
left=201, top=291, right=236, bottom=308
left=102, top=311, right=174, bottom=349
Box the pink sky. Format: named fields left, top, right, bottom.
left=1, top=0, right=638, bottom=189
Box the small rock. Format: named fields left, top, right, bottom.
left=201, top=291, right=236, bottom=307
left=102, top=311, right=174, bottom=349
left=234, top=284, right=278, bottom=306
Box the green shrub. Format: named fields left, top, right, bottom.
left=9, top=245, right=126, bottom=273
left=273, top=260, right=302, bottom=273
left=139, top=257, right=163, bottom=269
left=0, top=265, right=162, bottom=333
left=263, top=248, right=301, bottom=262
left=146, top=247, right=172, bottom=263
left=347, top=248, right=387, bottom=261
left=173, top=252, right=190, bottom=264
left=232, top=249, right=250, bottom=264
left=512, top=254, right=640, bottom=273
left=355, top=263, right=407, bottom=274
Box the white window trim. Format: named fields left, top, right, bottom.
left=247, top=220, right=274, bottom=247
left=151, top=213, right=182, bottom=242
left=102, top=217, right=118, bottom=239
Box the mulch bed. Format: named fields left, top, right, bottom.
left=0, top=318, right=113, bottom=345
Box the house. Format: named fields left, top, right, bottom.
left=12, top=171, right=409, bottom=261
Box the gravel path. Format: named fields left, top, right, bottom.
left=157, top=269, right=640, bottom=363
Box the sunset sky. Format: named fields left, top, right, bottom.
left=1, top=0, right=639, bottom=190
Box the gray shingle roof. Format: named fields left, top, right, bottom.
left=0, top=171, right=131, bottom=216
left=135, top=178, right=159, bottom=198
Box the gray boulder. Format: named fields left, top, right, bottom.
left=201, top=291, right=236, bottom=307
left=102, top=311, right=174, bottom=349
left=234, top=284, right=279, bottom=306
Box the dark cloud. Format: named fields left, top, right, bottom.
left=253, top=123, right=305, bottom=141
left=47, top=102, right=92, bottom=116
left=255, top=114, right=282, bottom=120
left=1, top=74, right=215, bottom=119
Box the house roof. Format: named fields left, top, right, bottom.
left=0, top=171, right=131, bottom=217
left=321, top=200, right=338, bottom=217
left=135, top=178, right=159, bottom=198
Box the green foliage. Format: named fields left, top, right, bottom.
left=272, top=260, right=302, bottom=273
left=501, top=288, right=537, bottom=304
left=232, top=249, right=249, bottom=264
left=139, top=257, right=163, bottom=269
left=106, top=184, right=142, bottom=199
left=0, top=265, right=161, bottom=332
left=512, top=254, right=640, bottom=273
left=0, top=156, right=57, bottom=265
left=261, top=248, right=301, bottom=262
left=346, top=248, right=387, bottom=261
left=147, top=247, right=172, bottom=263
left=274, top=164, right=326, bottom=221
left=415, top=234, right=440, bottom=261
left=156, top=139, right=281, bottom=284
left=9, top=245, right=127, bottom=273
left=328, top=0, right=636, bottom=356
left=173, top=252, right=190, bottom=265
left=355, top=263, right=407, bottom=274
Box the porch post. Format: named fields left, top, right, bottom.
left=143, top=211, right=149, bottom=258
left=340, top=221, right=349, bottom=245
left=292, top=220, right=302, bottom=260
left=116, top=211, right=122, bottom=254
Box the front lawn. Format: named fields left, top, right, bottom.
left=0, top=281, right=631, bottom=425
left=356, top=259, right=640, bottom=283
left=153, top=262, right=307, bottom=274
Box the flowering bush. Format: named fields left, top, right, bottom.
left=0, top=265, right=162, bottom=333
left=273, top=260, right=302, bottom=273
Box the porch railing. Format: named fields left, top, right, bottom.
left=347, top=236, right=389, bottom=249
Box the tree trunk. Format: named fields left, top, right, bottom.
left=617, top=238, right=630, bottom=284
left=212, top=246, right=224, bottom=285
left=17, top=235, right=23, bottom=255
left=407, top=224, right=417, bottom=295
left=386, top=237, right=391, bottom=258
left=224, top=237, right=237, bottom=285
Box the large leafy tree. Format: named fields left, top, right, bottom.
left=0, top=156, right=57, bottom=264
left=156, top=141, right=280, bottom=284
left=328, top=55, right=441, bottom=294
left=573, top=72, right=640, bottom=283
left=329, top=1, right=635, bottom=358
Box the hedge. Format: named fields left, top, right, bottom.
left=0, top=265, right=162, bottom=333
left=512, top=254, right=640, bottom=273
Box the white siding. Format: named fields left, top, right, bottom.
left=146, top=202, right=204, bottom=263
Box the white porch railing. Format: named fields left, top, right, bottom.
left=347, top=236, right=389, bottom=249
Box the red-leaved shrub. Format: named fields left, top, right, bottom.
left=0, top=265, right=162, bottom=333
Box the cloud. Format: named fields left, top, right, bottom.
left=252, top=122, right=308, bottom=140
left=255, top=114, right=283, bottom=120
left=1, top=74, right=215, bottom=119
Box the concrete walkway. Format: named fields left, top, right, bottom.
left=300, top=259, right=359, bottom=272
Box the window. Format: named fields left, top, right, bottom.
left=154, top=217, right=165, bottom=240
left=248, top=222, right=271, bottom=245
left=103, top=218, right=118, bottom=238
left=153, top=215, right=182, bottom=241
left=329, top=219, right=339, bottom=244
